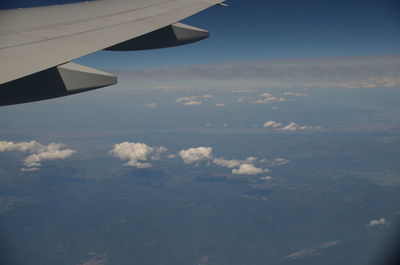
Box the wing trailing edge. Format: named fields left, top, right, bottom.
left=105, top=23, right=209, bottom=51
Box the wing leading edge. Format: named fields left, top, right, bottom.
left=0, top=0, right=225, bottom=105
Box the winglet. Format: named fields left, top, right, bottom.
left=217, top=2, right=228, bottom=7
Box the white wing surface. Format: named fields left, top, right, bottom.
left=0, top=0, right=224, bottom=105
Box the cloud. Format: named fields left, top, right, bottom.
left=263, top=121, right=283, bottom=128
left=184, top=100, right=202, bottom=106
left=176, top=96, right=196, bottom=103
left=287, top=248, right=319, bottom=260
left=202, top=94, right=214, bottom=99
left=215, top=103, right=226, bottom=107
left=252, top=93, right=285, bottom=104
left=263, top=120, right=321, bottom=131
left=115, top=55, right=400, bottom=90
left=271, top=158, right=290, bottom=166
left=287, top=240, right=342, bottom=260
left=0, top=140, right=75, bottom=171
left=260, top=176, right=273, bottom=180
left=175, top=96, right=203, bottom=106
left=284, top=91, right=309, bottom=97
left=178, top=147, right=213, bottom=164
left=145, top=103, right=158, bottom=108
left=110, top=142, right=167, bottom=168
left=280, top=122, right=322, bottom=131
left=232, top=164, right=266, bottom=175
left=318, top=240, right=341, bottom=248
left=261, top=157, right=290, bottom=166
left=367, top=218, right=389, bottom=227
left=179, top=147, right=266, bottom=175
left=212, top=157, right=242, bottom=168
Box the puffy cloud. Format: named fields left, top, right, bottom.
left=176, top=96, right=203, bottom=106
left=232, top=164, right=266, bottom=175
left=263, top=121, right=321, bottom=131
left=145, top=103, right=158, bottom=108
left=215, top=103, right=226, bottom=107
left=367, top=218, right=389, bottom=227
left=110, top=142, right=167, bottom=168
left=244, top=156, right=258, bottom=163
left=270, top=158, right=290, bottom=166
left=176, top=96, right=197, bottom=103
left=179, top=148, right=266, bottom=175
left=212, top=158, right=242, bottom=168
left=184, top=100, right=202, bottom=106
left=280, top=122, right=322, bottom=131
left=260, top=176, right=273, bottom=180
left=284, top=91, right=309, bottom=97
left=202, top=94, right=214, bottom=99
left=252, top=93, right=285, bottom=104
left=178, top=147, right=213, bottom=164
left=263, top=120, right=283, bottom=128
left=0, top=140, right=75, bottom=171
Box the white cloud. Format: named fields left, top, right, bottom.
left=145, top=103, right=158, bottom=108
left=0, top=140, right=75, bottom=171
left=184, top=100, right=202, bottom=106
left=270, top=158, right=290, bottom=166
left=252, top=94, right=285, bottom=104
left=110, top=142, right=167, bottom=168
left=176, top=96, right=196, bottom=103
left=202, top=94, right=214, bottom=99
left=215, top=103, right=225, bottom=107
left=179, top=148, right=267, bottom=175
left=232, top=164, right=266, bottom=175
left=245, top=156, right=258, bottom=163
left=178, top=147, right=213, bottom=164
left=237, top=97, right=246, bottom=102
left=212, top=157, right=242, bottom=168
left=260, top=92, right=273, bottom=98
left=367, top=218, right=389, bottom=227
left=280, top=122, right=322, bottom=131
left=263, top=120, right=321, bottom=131
left=260, top=176, right=273, bottom=180
left=263, top=120, right=283, bottom=128
left=284, top=91, right=309, bottom=97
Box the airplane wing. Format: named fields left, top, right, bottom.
left=0, top=0, right=225, bottom=105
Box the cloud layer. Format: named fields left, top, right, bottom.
left=116, top=55, right=400, bottom=90
left=0, top=140, right=75, bottom=171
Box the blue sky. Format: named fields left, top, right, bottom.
left=1, top=0, right=399, bottom=69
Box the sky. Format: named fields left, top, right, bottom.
left=1, top=0, right=399, bottom=69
